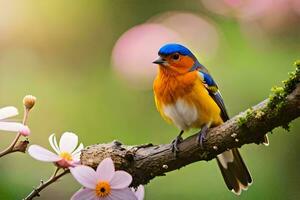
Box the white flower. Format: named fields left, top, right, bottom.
left=132, top=185, right=145, bottom=200
left=28, top=132, right=83, bottom=168
left=71, top=158, right=138, bottom=200
left=0, top=106, right=30, bottom=135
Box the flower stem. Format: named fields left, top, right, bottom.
left=0, top=108, right=30, bottom=157
left=50, top=167, right=60, bottom=179
left=23, top=168, right=70, bottom=200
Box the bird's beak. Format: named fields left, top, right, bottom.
left=153, top=57, right=166, bottom=65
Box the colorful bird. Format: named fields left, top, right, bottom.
left=153, top=43, right=268, bottom=195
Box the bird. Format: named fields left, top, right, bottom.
left=153, top=43, right=269, bottom=195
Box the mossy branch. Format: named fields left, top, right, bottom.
left=80, top=61, right=300, bottom=187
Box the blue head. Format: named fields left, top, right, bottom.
left=158, top=43, right=194, bottom=57
left=153, top=43, right=202, bottom=73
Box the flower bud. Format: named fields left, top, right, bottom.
left=23, top=95, right=36, bottom=110
left=20, top=125, right=30, bottom=136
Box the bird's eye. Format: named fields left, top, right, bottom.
left=172, top=54, right=180, bottom=61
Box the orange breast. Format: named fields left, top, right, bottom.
left=153, top=69, right=223, bottom=130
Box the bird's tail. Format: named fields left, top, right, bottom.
left=216, top=148, right=252, bottom=195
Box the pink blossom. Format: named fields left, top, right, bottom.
left=71, top=158, right=139, bottom=200
left=28, top=132, right=83, bottom=168
left=0, top=106, right=30, bottom=135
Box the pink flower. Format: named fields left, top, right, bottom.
left=70, top=158, right=138, bottom=200
left=132, top=185, right=145, bottom=200
left=0, top=106, right=30, bottom=135
left=28, top=132, right=83, bottom=168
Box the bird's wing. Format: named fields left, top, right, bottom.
left=198, top=70, right=230, bottom=121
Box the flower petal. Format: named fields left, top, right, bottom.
left=132, top=185, right=144, bottom=200
left=70, top=160, right=81, bottom=167
left=59, top=132, right=78, bottom=153
left=72, top=143, right=84, bottom=156
left=49, top=133, right=60, bottom=154
left=0, top=122, right=27, bottom=133
left=102, top=196, right=113, bottom=200
left=110, top=188, right=137, bottom=200
left=110, top=171, right=132, bottom=189
left=70, top=165, right=97, bottom=189
left=96, top=158, right=115, bottom=181
left=71, top=188, right=97, bottom=200
left=72, top=153, right=81, bottom=163
left=28, top=145, right=60, bottom=162
left=0, top=106, right=18, bottom=120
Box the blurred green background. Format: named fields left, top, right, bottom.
left=0, top=0, right=299, bottom=199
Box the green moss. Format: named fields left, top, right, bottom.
left=269, top=86, right=285, bottom=107
left=264, top=61, right=300, bottom=131
left=237, top=116, right=247, bottom=127
left=294, top=60, right=300, bottom=67
left=268, top=86, right=286, bottom=113
left=267, top=61, right=300, bottom=110
left=254, top=110, right=265, bottom=119
left=281, top=123, right=291, bottom=132
left=238, top=61, right=299, bottom=129
left=237, top=108, right=253, bottom=127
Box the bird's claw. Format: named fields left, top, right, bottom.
left=171, top=136, right=183, bottom=156
left=197, top=132, right=206, bottom=149
left=196, top=125, right=209, bottom=149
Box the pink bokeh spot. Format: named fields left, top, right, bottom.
left=201, top=0, right=272, bottom=21
left=292, top=0, right=300, bottom=16
left=112, top=23, right=180, bottom=89
left=201, top=0, right=300, bottom=40
left=112, top=12, right=220, bottom=89
left=151, top=12, right=219, bottom=59
left=224, top=0, right=242, bottom=8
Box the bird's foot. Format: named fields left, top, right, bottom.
left=171, top=135, right=183, bottom=156
left=196, top=125, right=209, bottom=149
left=197, top=132, right=206, bottom=149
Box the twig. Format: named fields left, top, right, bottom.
left=0, top=95, right=36, bottom=157
left=0, top=108, right=30, bottom=157
left=24, top=168, right=70, bottom=200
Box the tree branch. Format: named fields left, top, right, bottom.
left=81, top=62, right=300, bottom=187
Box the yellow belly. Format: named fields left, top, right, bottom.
left=154, top=77, right=223, bottom=130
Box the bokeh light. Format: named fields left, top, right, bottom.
left=292, top=0, right=300, bottom=16
left=149, top=12, right=219, bottom=59
left=201, top=0, right=300, bottom=37
left=112, top=12, right=219, bottom=89
left=201, top=0, right=271, bottom=21
left=112, top=23, right=180, bottom=89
